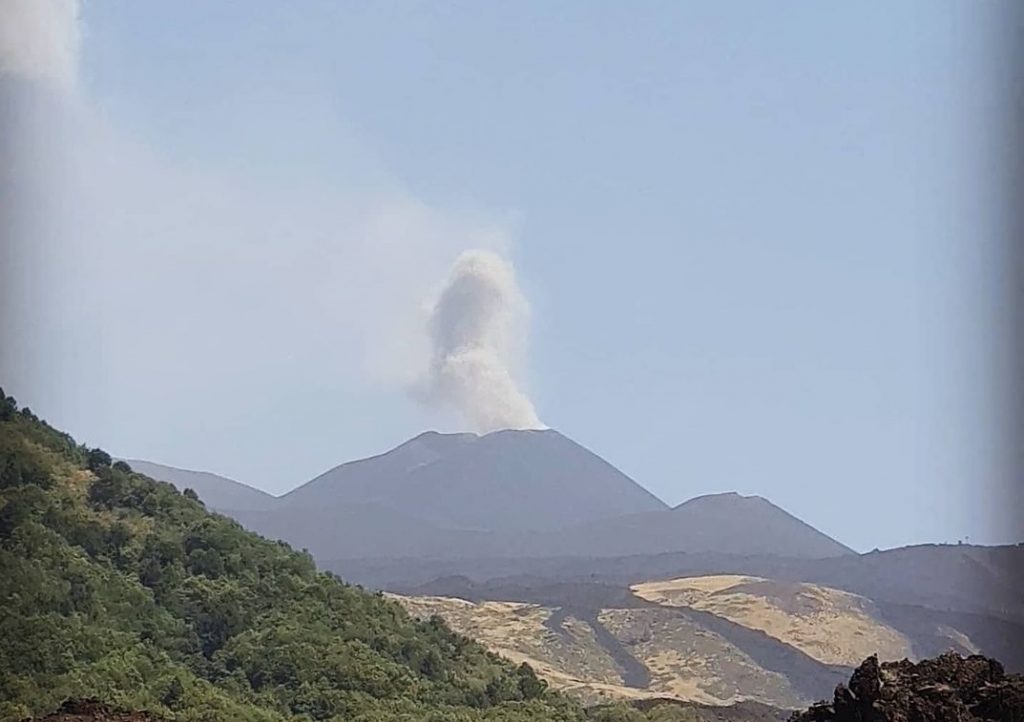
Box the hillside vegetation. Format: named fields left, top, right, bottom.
left=390, top=596, right=629, bottom=706
left=0, top=390, right=578, bottom=722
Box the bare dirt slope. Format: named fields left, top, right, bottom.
left=631, top=575, right=913, bottom=666
left=392, top=571, right=1001, bottom=710
left=392, top=583, right=825, bottom=708
left=597, top=607, right=805, bottom=707
left=390, top=594, right=633, bottom=705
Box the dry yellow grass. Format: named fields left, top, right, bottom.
left=389, top=594, right=630, bottom=705
left=390, top=593, right=808, bottom=708
left=631, top=575, right=914, bottom=666
left=392, top=574, right=972, bottom=707
left=598, top=608, right=805, bottom=708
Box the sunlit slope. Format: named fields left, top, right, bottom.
left=631, top=575, right=914, bottom=666
left=390, top=595, right=632, bottom=705
left=392, top=573, right=932, bottom=708
left=597, top=607, right=804, bottom=707
left=391, top=594, right=807, bottom=707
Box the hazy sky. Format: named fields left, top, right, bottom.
left=3, top=2, right=1018, bottom=551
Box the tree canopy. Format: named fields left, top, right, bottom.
left=0, top=387, right=582, bottom=722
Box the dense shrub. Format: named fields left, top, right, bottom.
left=0, top=394, right=583, bottom=722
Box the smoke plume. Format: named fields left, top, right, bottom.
left=0, top=0, right=538, bottom=487
left=0, top=0, right=79, bottom=87
left=422, top=250, right=543, bottom=433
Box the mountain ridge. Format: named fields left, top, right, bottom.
left=122, top=459, right=276, bottom=511
left=130, top=427, right=853, bottom=561
left=278, top=427, right=669, bottom=532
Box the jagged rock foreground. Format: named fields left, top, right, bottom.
left=791, top=653, right=1024, bottom=722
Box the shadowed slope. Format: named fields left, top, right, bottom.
left=278, top=429, right=668, bottom=533
left=516, top=492, right=853, bottom=560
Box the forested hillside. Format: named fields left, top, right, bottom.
left=0, top=389, right=578, bottom=722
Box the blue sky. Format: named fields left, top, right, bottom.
left=7, top=2, right=1015, bottom=551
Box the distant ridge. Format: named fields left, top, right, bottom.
left=123, top=459, right=275, bottom=512
left=669, top=491, right=855, bottom=557
left=127, top=429, right=852, bottom=563
left=280, top=428, right=669, bottom=532
left=494, top=491, right=854, bottom=560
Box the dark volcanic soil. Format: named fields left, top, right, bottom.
left=22, top=700, right=163, bottom=722
left=791, top=653, right=1024, bottom=722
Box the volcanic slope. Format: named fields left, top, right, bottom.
left=533, top=492, right=853, bottom=560
left=391, top=569, right=1000, bottom=709
left=630, top=575, right=913, bottom=666
left=390, top=593, right=809, bottom=709
left=278, top=429, right=668, bottom=533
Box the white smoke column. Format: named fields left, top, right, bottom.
left=423, top=250, right=543, bottom=432
left=0, top=0, right=80, bottom=88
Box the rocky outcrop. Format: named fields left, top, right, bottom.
left=791, top=653, right=1024, bottom=722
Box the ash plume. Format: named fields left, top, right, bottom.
left=0, top=0, right=538, bottom=486
left=422, top=250, right=543, bottom=433
left=0, top=0, right=80, bottom=88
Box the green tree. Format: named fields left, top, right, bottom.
left=86, top=448, right=112, bottom=472
left=0, top=394, right=585, bottom=722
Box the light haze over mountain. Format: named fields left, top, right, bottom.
left=2, top=1, right=1016, bottom=552
left=124, top=459, right=276, bottom=512
left=135, top=428, right=852, bottom=562
left=279, top=429, right=666, bottom=531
